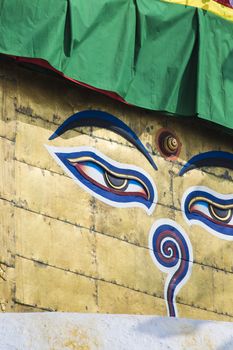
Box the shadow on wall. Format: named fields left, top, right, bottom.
left=217, top=339, right=233, bottom=350
left=136, top=316, right=202, bottom=338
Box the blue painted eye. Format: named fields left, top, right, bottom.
left=46, top=146, right=157, bottom=214
left=183, top=187, right=233, bottom=238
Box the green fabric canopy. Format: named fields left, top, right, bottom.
left=1, top=0, right=233, bottom=130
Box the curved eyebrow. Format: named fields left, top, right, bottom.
left=49, top=110, right=157, bottom=170
left=179, top=151, right=233, bottom=176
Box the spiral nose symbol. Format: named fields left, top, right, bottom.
left=149, top=219, right=193, bottom=317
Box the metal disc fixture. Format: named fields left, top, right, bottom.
left=156, top=129, right=181, bottom=159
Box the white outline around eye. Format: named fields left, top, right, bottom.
left=45, top=145, right=157, bottom=215
left=182, top=186, right=233, bottom=240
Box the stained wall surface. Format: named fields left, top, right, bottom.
left=1, top=313, right=233, bottom=350
left=0, top=60, right=233, bottom=321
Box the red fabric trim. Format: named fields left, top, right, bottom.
left=6, top=54, right=128, bottom=105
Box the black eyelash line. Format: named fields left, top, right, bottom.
left=68, top=156, right=150, bottom=199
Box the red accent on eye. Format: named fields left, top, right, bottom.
left=190, top=206, right=233, bottom=228
left=73, top=163, right=149, bottom=200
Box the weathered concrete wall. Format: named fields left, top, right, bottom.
left=0, top=59, right=233, bottom=321
left=1, top=313, right=233, bottom=350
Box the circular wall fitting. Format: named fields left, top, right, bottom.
left=156, top=129, right=181, bottom=160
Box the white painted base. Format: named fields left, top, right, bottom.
left=0, top=313, right=232, bottom=350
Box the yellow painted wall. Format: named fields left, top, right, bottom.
left=0, top=59, right=233, bottom=321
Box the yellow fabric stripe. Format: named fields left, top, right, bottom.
left=162, top=0, right=233, bottom=22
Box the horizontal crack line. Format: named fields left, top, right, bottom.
left=15, top=254, right=233, bottom=318
left=1, top=196, right=233, bottom=274
left=13, top=299, right=54, bottom=312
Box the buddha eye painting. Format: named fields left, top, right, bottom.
left=1, top=0, right=233, bottom=347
